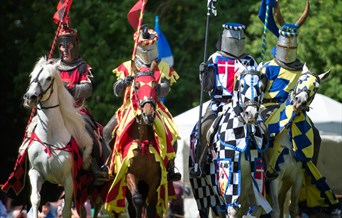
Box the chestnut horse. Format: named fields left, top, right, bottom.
left=106, top=72, right=173, bottom=217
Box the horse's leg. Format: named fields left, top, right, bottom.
left=278, top=180, right=291, bottom=217
left=269, top=178, right=281, bottom=218
left=28, top=169, right=43, bottom=218
left=126, top=189, right=137, bottom=218
left=289, top=167, right=305, bottom=218
left=146, top=180, right=160, bottom=218
left=127, top=172, right=143, bottom=217
left=62, top=174, right=74, bottom=218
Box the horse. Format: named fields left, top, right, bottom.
left=263, top=64, right=334, bottom=217
left=21, top=56, right=93, bottom=218
left=189, top=64, right=271, bottom=217
left=105, top=71, right=175, bottom=218
left=20, top=56, right=110, bottom=218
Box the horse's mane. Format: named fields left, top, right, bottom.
left=33, top=57, right=92, bottom=149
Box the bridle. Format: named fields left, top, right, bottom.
left=291, top=71, right=320, bottom=111
left=235, top=71, right=262, bottom=117
left=29, top=66, right=59, bottom=109
left=132, top=72, right=157, bottom=125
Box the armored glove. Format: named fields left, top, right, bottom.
left=123, top=76, right=134, bottom=87
left=199, top=62, right=208, bottom=75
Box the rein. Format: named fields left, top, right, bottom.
left=30, top=66, right=56, bottom=104
left=37, top=104, right=60, bottom=110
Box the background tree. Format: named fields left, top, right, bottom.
left=1, top=0, right=341, bottom=184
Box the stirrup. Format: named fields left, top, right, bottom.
left=167, top=171, right=181, bottom=182
left=95, top=165, right=111, bottom=182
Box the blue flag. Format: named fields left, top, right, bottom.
left=154, top=16, right=174, bottom=67
left=258, top=0, right=279, bottom=37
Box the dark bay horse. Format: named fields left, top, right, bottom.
left=106, top=72, right=174, bottom=217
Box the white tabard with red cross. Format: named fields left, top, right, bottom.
left=214, top=58, right=239, bottom=98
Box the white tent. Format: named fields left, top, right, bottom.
left=173, top=94, right=342, bottom=216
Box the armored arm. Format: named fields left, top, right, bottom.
left=201, top=62, right=215, bottom=93
left=156, top=77, right=171, bottom=98
left=72, top=82, right=93, bottom=100
left=113, top=76, right=134, bottom=97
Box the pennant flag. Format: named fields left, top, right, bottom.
left=154, top=16, right=174, bottom=67
left=207, top=0, right=218, bottom=16
left=53, top=0, right=73, bottom=24
left=258, top=0, right=279, bottom=37
left=127, top=0, right=144, bottom=30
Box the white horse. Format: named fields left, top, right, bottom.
left=23, top=56, right=93, bottom=218
left=189, top=64, right=271, bottom=217
left=210, top=64, right=271, bottom=217
left=264, top=64, right=330, bottom=217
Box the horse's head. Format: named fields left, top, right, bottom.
left=291, top=63, right=329, bottom=112
left=132, top=72, right=158, bottom=125
left=234, top=63, right=263, bottom=124
left=23, top=57, right=58, bottom=108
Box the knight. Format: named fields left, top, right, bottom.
left=56, top=21, right=111, bottom=184
left=197, top=23, right=258, bottom=172
left=103, top=24, right=181, bottom=182
left=259, top=0, right=322, bottom=181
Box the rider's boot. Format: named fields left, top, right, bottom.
left=167, top=159, right=181, bottom=182
left=91, top=158, right=110, bottom=186
left=265, top=166, right=278, bottom=181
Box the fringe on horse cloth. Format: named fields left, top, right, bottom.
left=105, top=101, right=177, bottom=215
left=266, top=101, right=340, bottom=212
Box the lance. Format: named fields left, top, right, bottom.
left=191, top=0, right=217, bottom=177
left=22, top=0, right=72, bottom=143
left=132, top=0, right=148, bottom=62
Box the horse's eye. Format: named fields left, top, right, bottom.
left=46, top=76, right=52, bottom=81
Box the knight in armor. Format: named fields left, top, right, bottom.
left=198, top=23, right=258, bottom=170
left=259, top=0, right=321, bottom=180
left=56, top=23, right=111, bottom=184
left=103, top=24, right=181, bottom=182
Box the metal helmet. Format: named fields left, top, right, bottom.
left=274, top=0, right=310, bottom=63
left=276, top=25, right=298, bottom=63
left=216, top=23, right=246, bottom=58
left=134, top=25, right=159, bottom=69
left=57, top=24, right=79, bottom=60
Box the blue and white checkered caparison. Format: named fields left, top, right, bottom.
left=279, top=24, right=299, bottom=37
left=222, top=23, right=246, bottom=31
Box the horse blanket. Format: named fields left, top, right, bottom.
left=211, top=107, right=270, bottom=211
left=189, top=122, right=225, bottom=212
left=105, top=99, right=177, bottom=216
left=266, top=100, right=340, bottom=213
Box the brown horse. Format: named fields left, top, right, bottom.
left=126, top=72, right=161, bottom=217
left=106, top=72, right=173, bottom=218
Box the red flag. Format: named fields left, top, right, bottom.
left=127, top=0, right=143, bottom=30
left=53, top=0, right=73, bottom=24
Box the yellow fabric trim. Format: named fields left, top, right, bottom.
left=299, top=161, right=339, bottom=207
left=112, top=61, right=132, bottom=79
left=158, top=61, right=179, bottom=86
